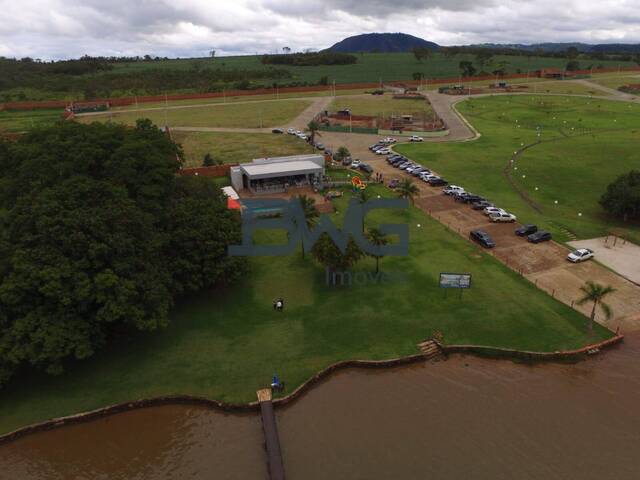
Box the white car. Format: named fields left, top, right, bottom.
left=567, top=248, right=595, bottom=263
left=421, top=173, right=438, bottom=181
left=380, top=137, right=397, bottom=144
left=406, top=165, right=423, bottom=173
left=409, top=135, right=424, bottom=142
left=443, top=185, right=464, bottom=195
left=376, top=148, right=391, bottom=155
left=489, top=212, right=517, bottom=223
left=351, top=159, right=361, bottom=169
left=297, top=133, right=307, bottom=140
left=287, top=128, right=296, bottom=135
left=484, top=206, right=506, bottom=216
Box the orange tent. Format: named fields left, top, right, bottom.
left=227, top=197, right=242, bottom=210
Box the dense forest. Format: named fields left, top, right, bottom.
left=0, top=120, right=246, bottom=386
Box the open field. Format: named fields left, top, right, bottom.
left=111, top=89, right=369, bottom=112
left=172, top=131, right=317, bottom=166
left=423, top=78, right=608, bottom=96
left=108, top=53, right=635, bottom=87
left=0, top=183, right=609, bottom=434
left=587, top=72, right=640, bottom=90
left=77, top=99, right=312, bottom=128
left=329, top=95, right=433, bottom=117
left=396, top=95, right=640, bottom=245
left=0, top=109, right=63, bottom=133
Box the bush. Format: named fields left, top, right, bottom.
left=600, top=170, right=640, bottom=221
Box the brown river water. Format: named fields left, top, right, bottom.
left=1, top=335, right=639, bottom=480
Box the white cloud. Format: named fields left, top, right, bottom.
left=0, top=0, right=638, bottom=59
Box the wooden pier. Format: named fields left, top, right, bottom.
left=257, top=388, right=285, bottom=480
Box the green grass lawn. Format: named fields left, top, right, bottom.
left=78, top=99, right=312, bottom=128
left=588, top=72, right=640, bottom=90
left=0, top=183, right=609, bottom=434
left=111, top=89, right=369, bottom=112
left=0, top=109, right=64, bottom=133
left=329, top=95, right=433, bottom=118
left=396, top=95, right=640, bottom=244
left=172, top=131, right=317, bottom=166
left=109, top=53, right=635, bottom=87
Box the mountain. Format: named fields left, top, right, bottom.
left=327, top=33, right=439, bottom=53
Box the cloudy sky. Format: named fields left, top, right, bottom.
left=0, top=0, right=639, bottom=60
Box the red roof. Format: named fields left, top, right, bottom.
left=227, top=197, right=242, bottom=210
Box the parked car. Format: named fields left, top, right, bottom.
left=515, top=224, right=538, bottom=236
left=369, top=144, right=384, bottom=151
left=567, top=248, right=594, bottom=263
left=376, top=148, right=392, bottom=155
left=490, top=212, right=517, bottom=223
left=297, top=133, right=307, bottom=140
left=472, top=200, right=493, bottom=210
left=429, top=177, right=448, bottom=186
left=391, top=159, right=406, bottom=167
left=406, top=165, right=423, bottom=174
left=443, top=185, right=465, bottom=195
left=465, top=195, right=485, bottom=204
left=380, top=137, right=397, bottom=144
left=484, top=206, right=506, bottom=216
left=359, top=163, right=373, bottom=174
left=287, top=128, right=296, bottom=135
left=341, top=156, right=352, bottom=166
left=409, top=135, right=424, bottom=142
left=315, top=143, right=325, bottom=150
left=411, top=168, right=428, bottom=177
left=470, top=229, right=496, bottom=248
left=272, top=128, right=284, bottom=134
left=421, top=173, right=438, bottom=182
left=351, top=159, right=361, bottom=169
left=388, top=179, right=400, bottom=189
left=528, top=231, right=552, bottom=243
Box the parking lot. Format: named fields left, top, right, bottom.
left=351, top=141, right=640, bottom=332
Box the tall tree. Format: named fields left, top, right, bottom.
left=0, top=121, right=245, bottom=387
left=311, top=233, right=364, bottom=283
left=576, top=281, right=616, bottom=332
left=366, top=228, right=389, bottom=274
left=307, top=120, right=320, bottom=144
left=396, top=179, right=420, bottom=205
left=600, top=170, right=640, bottom=222
left=459, top=61, right=477, bottom=77
left=293, top=194, right=319, bottom=259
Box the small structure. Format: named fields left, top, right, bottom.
left=230, top=154, right=325, bottom=194
left=536, top=68, right=575, bottom=79
left=66, top=101, right=110, bottom=114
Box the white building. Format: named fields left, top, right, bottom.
left=230, top=154, right=325, bottom=194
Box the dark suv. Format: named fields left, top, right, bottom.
left=527, top=231, right=552, bottom=243
left=470, top=229, right=496, bottom=248
left=516, top=224, right=538, bottom=236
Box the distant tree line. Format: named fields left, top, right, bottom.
left=0, top=120, right=246, bottom=387
left=261, top=52, right=358, bottom=66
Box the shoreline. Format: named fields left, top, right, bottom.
left=0, top=334, right=623, bottom=446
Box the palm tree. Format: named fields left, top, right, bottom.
left=335, top=146, right=350, bottom=162
left=576, top=281, right=616, bottom=332
left=396, top=179, right=420, bottom=205
left=366, top=228, right=389, bottom=274
left=294, top=194, right=319, bottom=259
left=357, top=188, right=370, bottom=232
left=307, top=120, right=320, bottom=144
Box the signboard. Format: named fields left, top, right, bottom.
left=439, top=273, right=472, bottom=289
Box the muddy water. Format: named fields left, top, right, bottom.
left=0, top=406, right=267, bottom=479
left=1, top=337, right=640, bottom=480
